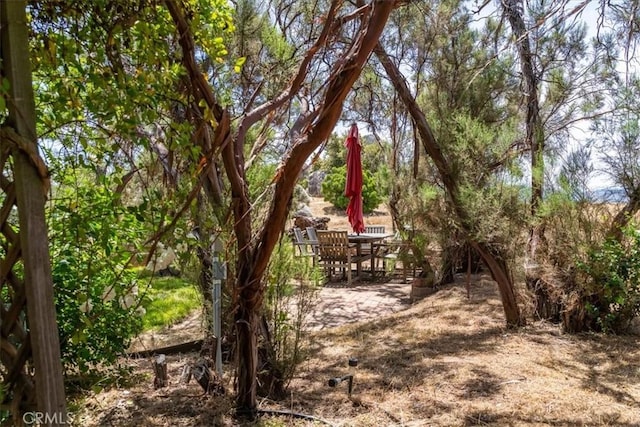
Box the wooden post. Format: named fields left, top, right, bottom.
left=180, top=364, right=192, bottom=384
left=153, top=354, right=168, bottom=389
left=211, top=237, right=225, bottom=377
left=1, top=0, right=67, bottom=422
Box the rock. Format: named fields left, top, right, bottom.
left=307, top=171, right=326, bottom=197
left=294, top=205, right=313, bottom=218
left=294, top=184, right=311, bottom=205
left=410, top=283, right=437, bottom=302
left=293, top=215, right=330, bottom=231
left=146, top=244, right=177, bottom=273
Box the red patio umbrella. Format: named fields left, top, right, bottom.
left=344, top=123, right=365, bottom=234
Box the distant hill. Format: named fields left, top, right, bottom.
left=591, top=187, right=628, bottom=203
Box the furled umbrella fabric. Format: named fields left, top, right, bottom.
left=344, top=123, right=365, bottom=234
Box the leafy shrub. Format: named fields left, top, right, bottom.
left=321, top=165, right=382, bottom=214
left=577, top=223, right=640, bottom=332
left=49, top=178, right=148, bottom=374
left=261, top=238, right=321, bottom=396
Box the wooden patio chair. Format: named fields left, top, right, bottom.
left=364, top=225, right=387, bottom=272
left=315, top=230, right=368, bottom=285
left=292, top=227, right=317, bottom=265
left=305, top=226, right=319, bottom=249
left=381, top=235, right=415, bottom=282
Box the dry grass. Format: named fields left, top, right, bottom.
left=73, top=279, right=640, bottom=427
left=284, top=281, right=640, bottom=426
left=307, top=197, right=393, bottom=232
left=72, top=199, right=640, bottom=426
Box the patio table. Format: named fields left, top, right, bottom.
left=348, top=232, right=393, bottom=279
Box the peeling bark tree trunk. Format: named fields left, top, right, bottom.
left=233, top=4, right=396, bottom=416
left=375, top=43, right=524, bottom=327
left=502, top=0, right=547, bottom=299
left=167, top=0, right=397, bottom=418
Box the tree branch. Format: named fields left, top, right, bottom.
left=252, top=0, right=397, bottom=277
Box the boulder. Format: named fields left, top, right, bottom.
left=294, top=205, right=314, bottom=218
left=293, top=215, right=330, bottom=230
left=307, top=171, right=326, bottom=197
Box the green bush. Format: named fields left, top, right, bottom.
left=321, top=165, right=382, bottom=214
left=578, top=223, right=640, bottom=332
left=50, top=178, right=148, bottom=374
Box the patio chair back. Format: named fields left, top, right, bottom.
left=316, top=230, right=351, bottom=259
left=316, top=230, right=366, bottom=285
left=293, top=227, right=316, bottom=258
left=365, top=225, right=385, bottom=234
left=305, top=227, right=319, bottom=245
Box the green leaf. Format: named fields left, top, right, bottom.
left=204, top=106, right=218, bottom=128
left=234, top=56, right=246, bottom=73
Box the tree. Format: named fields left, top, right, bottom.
left=19, top=0, right=396, bottom=416
left=164, top=0, right=397, bottom=416
left=322, top=165, right=383, bottom=213
left=497, top=0, right=640, bottom=331
left=373, top=0, right=525, bottom=326
left=561, top=3, right=640, bottom=332
left=502, top=0, right=545, bottom=265
left=375, top=41, right=523, bottom=326
left=590, top=1, right=640, bottom=241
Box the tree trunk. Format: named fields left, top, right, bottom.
left=194, top=194, right=215, bottom=333
left=167, top=1, right=396, bottom=417
left=153, top=354, right=168, bottom=389
left=375, top=42, right=524, bottom=327
left=388, top=100, right=402, bottom=232
left=471, top=242, right=524, bottom=326
left=234, top=286, right=260, bottom=419
left=502, top=0, right=548, bottom=313
left=1, top=0, right=67, bottom=421
left=196, top=243, right=214, bottom=331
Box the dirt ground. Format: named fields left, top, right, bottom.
left=73, top=278, right=640, bottom=426
left=71, top=199, right=640, bottom=426
left=307, top=196, right=393, bottom=232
